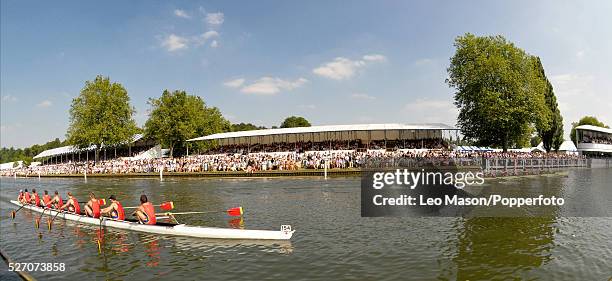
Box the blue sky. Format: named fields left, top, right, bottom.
left=2, top=1, right=611, bottom=148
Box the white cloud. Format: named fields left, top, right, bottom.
left=174, top=9, right=191, bottom=19
left=192, top=31, right=219, bottom=46
left=2, top=95, right=17, bottom=102
left=404, top=99, right=458, bottom=124
left=36, top=100, right=52, bottom=108
left=223, top=78, right=245, bottom=88
left=549, top=73, right=612, bottom=138
left=161, top=34, right=188, bottom=51
left=210, top=40, right=219, bottom=48
left=206, top=12, right=224, bottom=27
left=362, top=54, right=387, bottom=62
left=313, top=54, right=386, bottom=80
left=240, top=77, right=308, bottom=95
left=351, top=93, right=376, bottom=100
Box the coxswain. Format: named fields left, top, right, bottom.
left=133, top=195, right=156, bottom=225
left=42, top=190, right=52, bottom=208
left=85, top=192, right=101, bottom=218
left=23, top=189, right=31, bottom=204
left=50, top=191, right=63, bottom=209
left=101, top=195, right=125, bottom=220
left=59, top=192, right=81, bottom=214
left=30, top=189, right=41, bottom=207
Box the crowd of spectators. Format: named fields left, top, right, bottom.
left=0, top=144, right=586, bottom=176
left=581, top=135, right=612, bottom=145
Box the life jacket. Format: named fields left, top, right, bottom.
left=90, top=199, right=101, bottom=218
left=112, top=201, right=125, bottom=220
left=24, top=192, right=31, bottom=203
left=142, top=202, right=156, bottom=225
left=33, top=193, right=40, bottom=207
left=70, top=197, right=81, bottom=214
left=43, top=195, right=52, bottom=207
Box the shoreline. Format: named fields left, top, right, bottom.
left=0, top=167, right=582, bottom=179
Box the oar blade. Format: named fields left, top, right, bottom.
left=160, top=201, right=174, bottom=211
left=98, top=199, right=106, bottom=206
left=227, top=207, right=243, bottom=217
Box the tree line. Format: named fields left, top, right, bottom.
left=1, top=75, right=312, bottom=163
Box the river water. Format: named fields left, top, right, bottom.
left=1, top=169, right=611, bottom=280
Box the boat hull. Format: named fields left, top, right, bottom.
left=10, top=200, right=294, bottom=240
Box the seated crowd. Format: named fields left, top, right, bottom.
left=580, top=136, right=612, bottom=145
left=1, top=140, right=585, bottom=176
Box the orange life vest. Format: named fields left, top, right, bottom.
left=43, top=195, right=52, bottom=207
left=142, top=202, right=156, bottom=225
left=90, top=199, right=100, bottom=218
left=70, top=197, right=81, bottom=214
left=113, top=201, right=125, bottom=220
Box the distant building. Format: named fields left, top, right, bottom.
left=574, top=125, right=612, bottom=157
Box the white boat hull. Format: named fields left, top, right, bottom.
left=10, top=200, right=294, bottom=240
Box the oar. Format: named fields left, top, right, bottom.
left=35, top=206, right=48, bottom=229
left=11, top=203, right=29, bottom=219
left=157, top=207, right=243, bottom=217
left=124, top=201, right=174, bottom=210
left=48, top=209, right=64, bottom=231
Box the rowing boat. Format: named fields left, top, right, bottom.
left=10, top=200, right=295, bottom=240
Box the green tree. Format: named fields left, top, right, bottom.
left=231, top=123, right=266, bottom=132
left=446, top=33, right=549, bottom=151
left=530, top=135, right=542, bottom=147
left=144, top=90, right=230, bottom=157
left=532, top=57, right=564, bottom=152
left=67, top=75, right=138, bottom=161
left=570, top=116, right=609, bottom=145
left=280, top=116, right=311, bottom=128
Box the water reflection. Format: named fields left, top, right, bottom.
left=453, top=217, right=556, bottom=279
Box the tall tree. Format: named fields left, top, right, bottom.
left=67, top=75, right=138, bottom=160
left=446, top=33, right=549, bottom=151
left=532, top=57, right=564, bottom=152
left=570, top=116, right=609, bottom=145
left=280, top=116, right=311, bottom=128
left=144, top=90, right=230, bottom=157
left=231, top=123, right=266, bottom=132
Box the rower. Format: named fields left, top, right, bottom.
left=17, top=190, right=24, bottom=203
left=59, top=192, right=81, bottom=215
left=132, top=195, right=156, bottom=225
left=42, top=190, right=52, bottom=208
left=101, top=195, right=125, bottom=220
left=50, top=191, right=63, bottom=209
left=30, top=189, right=41, bottom=207
left=85, top=192, right=101, bottom=218
left=23, top=189, right=31, bottom=204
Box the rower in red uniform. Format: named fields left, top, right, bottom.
left=30, top=189, right=41, bottom=207
left=60, top=192, right=80, bottom=214
left=50, top=191, right=63, bottom=209
left=17, top=190, right=24, bottom=203
left=23, top=189, right=31, bottom=204
left=133, top=195, right=156, bottom=225
left=101, top=195, right=125, bottom=220
left=85, top=192, right=101, bottom=218
left=42, top=190, right=52, bottom=208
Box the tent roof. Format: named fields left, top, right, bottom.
left=187, top=123, right=457, bottom=142
left=575, top=125, right=612, bottom=135
left=33, top=134, right=144, bottom=159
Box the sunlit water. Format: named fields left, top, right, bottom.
left=1, top=169, right=611, bottom=280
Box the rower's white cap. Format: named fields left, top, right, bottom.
left=20, top=189, right=23, bottom=192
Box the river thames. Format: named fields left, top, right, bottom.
left=1, top=169, right=611, bottom=280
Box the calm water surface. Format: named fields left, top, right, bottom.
left=0, top=169, right=611, bottom=280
